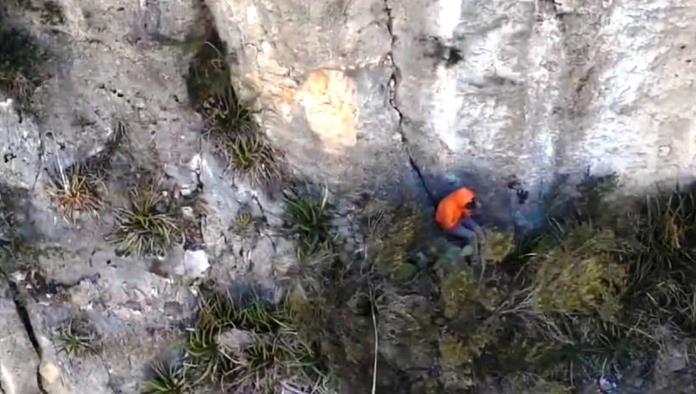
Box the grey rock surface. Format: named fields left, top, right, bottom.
left=209, top=0, right=696, bottom=227
left=2, top=0, right=696, bottom=393
left=0, top=0, right=297, bottom=392
left=0, top=283, right=42, bottom=394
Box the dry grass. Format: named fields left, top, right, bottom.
left=49, top=170, right=103, bottom=222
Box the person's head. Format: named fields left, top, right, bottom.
left=465, top=197, right=481, bottom=211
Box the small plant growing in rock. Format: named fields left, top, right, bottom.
left=233, top=210, right=256, bottom=236
left=49, top=169, right=103, bottom=222
left=38, top=0, right=65, bottom=25
left=0, top=24, right=43, bottom=111
left=185, top=321, right=232, bottom=385
left=225, top=131, right=281, bottom=185
left=110, top=188, right=183, bottom=257
left=186, top=29, right=283, bottom=187
left=177, top=286, right=333, bottom=392
left=55, top=318, right=100, bottom=357
left=284, top=186, right=333, bottom=256
left=143, top=359, right=190, bottom=394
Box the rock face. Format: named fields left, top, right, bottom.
left=1, top=0, right=696, bottom=393
left=209, top=0, right=696, bottom=226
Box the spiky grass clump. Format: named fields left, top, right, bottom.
left=211, top=126, right=282, bottom=187
left=178, top=287, right=333, bottom=393
left=49, top=170, right=103, bottom=222
left=143, top=359, right=190, bottom=394
left=186, top=30, right=282, bottom=186
left=55, top=319, right=100, bottom=357
left=111, top=189, right=183, bottom=257
left=233, top=210, right=256, bottom=236
left=285, top=187, right=333, bottom=256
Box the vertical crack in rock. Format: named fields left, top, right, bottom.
left=5, top=280, right=47, bottom=394
left=383, top=0, right=436, bottom=206
left=251, top=195, right=278, bottom=253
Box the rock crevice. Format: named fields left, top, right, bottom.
left=5, top=279, right=47, bottom=394
left=383, top=0, right=436, bottom=206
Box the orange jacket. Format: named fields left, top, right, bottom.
left=435, top=187, right=476, bottom=231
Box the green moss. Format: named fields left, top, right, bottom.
left=368, top=204, right=431, bottom=281
left=440, top=268, right=502, bottom=320
left=484, top=229, right=516, bottom=263
left=531, top=224, right=627, bottom=319
left=439, top=333, right=468, bottom=367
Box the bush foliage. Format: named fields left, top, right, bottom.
left=283, top=176, right=696, bottom=393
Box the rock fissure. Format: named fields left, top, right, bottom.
left=6, top=280, right=47, bottom=394
left=251, top=195, right=278, bottom=252
left=383, top=0, right=436, bottom=206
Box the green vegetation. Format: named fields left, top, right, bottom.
left=278, top=176, right=696, bottom=392
left=233, top=210, right=256, bottom=236
left=144, top=286, right=334, bottom=393
left=110, top=188, right=183, bottom=257
left=55, top=318, right=100, bottom=357
left=143, top=359, right=190, bottom=394
left=284, top=186, right=333, bottom=256
left=186, top=30, right=282, bottom=186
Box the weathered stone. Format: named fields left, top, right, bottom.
left=2, top=0, right=696, bottom=393
left=217, top=328, right=254, bottom=354
left=0, top=296, right=41, bottom=394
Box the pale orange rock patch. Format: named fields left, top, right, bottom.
left=296, top=69, right=358, bottom=152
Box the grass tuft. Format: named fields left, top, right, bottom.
left=48, top=168, right=103, bottom=222
left=174, top=286, right=334, bottom=393
left=110, top=188, right=183, bottom=257
left=186, top=29, right=283, bottom=186
left=143, top=359, right=190, bottom=394
left=284, top=186, right=333, bottom=256
left=210, top=125, right=282, bottom=186
left=233, top=210, right=256, bottom=236
left=55, top=318, right=100, bottom=357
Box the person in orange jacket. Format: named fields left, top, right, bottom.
left=435, top=187, right=485, bottom=263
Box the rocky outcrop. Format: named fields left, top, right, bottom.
left=208, top=0, right=696, bottom=227
left=2, top=0, right=696, bottom=393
